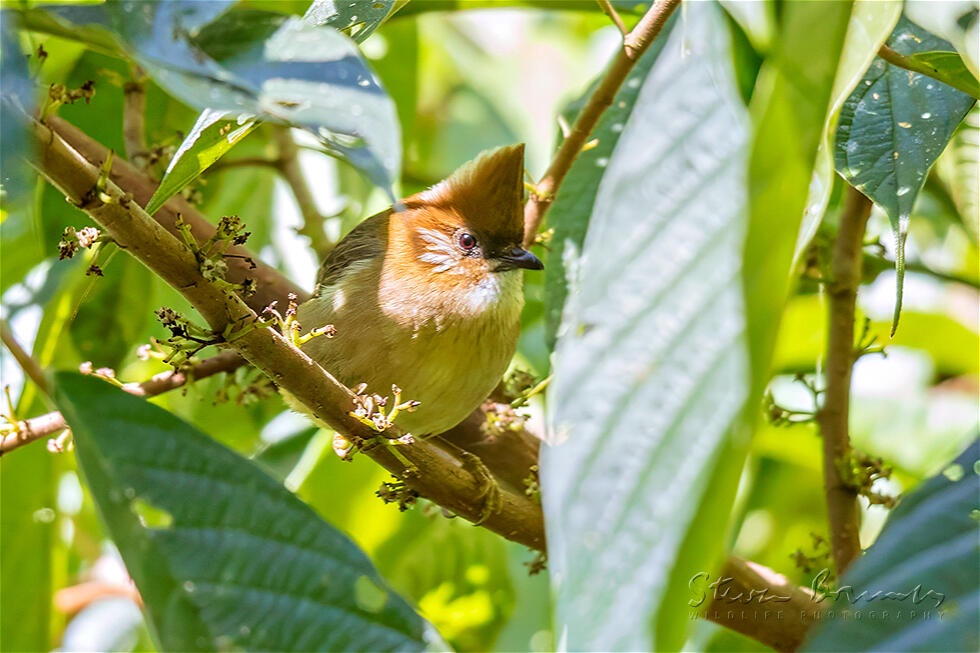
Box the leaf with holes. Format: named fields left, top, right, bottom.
left=834, top=16, right=977, bottom=332
left=145, top=109, right=258, bottom=215
left=803, top=439, right=980, bottom=652
left=55, top=372, right=431, bottom=652
left=542, top=4, right=752, bottom=651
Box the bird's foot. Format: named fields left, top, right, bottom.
left=456, top=449, right=501, bottom=525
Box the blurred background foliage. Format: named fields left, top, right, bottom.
left=0, top=1, right=977, bottom=652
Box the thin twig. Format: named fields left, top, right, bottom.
left=0, top=351, right=244, bottom=455
left=522, top=0, right=681, bottom=246
left=878, top=44, right=980, bottom=100
left=596, top=0, right=628, bottom=35
left=274, top=128, right=335, bottom=260
left=0, top=318, right=48, bottom=395
left=209, top=156, right=281, bottom=172
left=817, top=187, right=871, bottom=575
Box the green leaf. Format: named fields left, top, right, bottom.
left=55, top=372, right=431, bottom=652
left=803, top=439, right=980, bottom=652
left=541, top=4, right=751, bottom=651
left=906, top=51, right=980, bottom=99
left=43, top=3, right=401, bottom=194
left=794, top=0, right=902, bottom=262
left=542, top=13, right=676, bottom=347
left=834, top=16, right=977, bottom=333
left=744, top=0, right=854, bottom=404
left=305, top=0, right=400, bottom=44
left=145, top=109, right=258, bottom=215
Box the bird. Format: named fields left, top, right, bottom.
left=289, top=143, right=542, bottom=439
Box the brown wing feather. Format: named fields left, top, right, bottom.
left=314, top=209, right=391, bottom=295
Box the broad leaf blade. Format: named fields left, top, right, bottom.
left=55, top=372, right=429, bottom=652
left=44, top=2, right=400, bottom=194
left=906, top=51, right=980, bottom=99
left=834, top=15, right=977, bottom=332
left=145, top=109, right=257, bottom=215
left=803, top=439, right=980, bottom=652
left=542, top=4, right=751, bottom=650
left=794, top=0, right=902, bottom=263
left=543, top=14, right=676, bottom=346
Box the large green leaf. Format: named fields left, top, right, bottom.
left=794, top=0, right=902, bottom=263
left=43, top=2, right=400, bottom=193
left=55, top=372, right=431, bottom=652
left=834, top=15, right=977, bottom=331
left=541, top=4, right=751, bottom=650
left=145, top=109, right=258, bottom=215
left=744, top=0, right=853, bottom=404
left=803, top=439, right=980, bottom=652
left=542, top=14, right=676, bottom=346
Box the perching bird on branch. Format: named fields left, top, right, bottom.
left=288, top=144, right=542, bottom=438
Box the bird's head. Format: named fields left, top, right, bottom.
left=392, top=144, right=543, bottom=284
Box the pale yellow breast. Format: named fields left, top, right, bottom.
left=295, top=261, right=523, bottom=435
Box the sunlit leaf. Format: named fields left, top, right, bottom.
left=542, top=4, right=751, bottom=650
left=42, top=2, right=400, bottom=194
left=55, top=372, right=431, bottom=652
left=305, top=0, right=400, bottom=44
left=906, top=51, right=980, bottom=99
left=794, top=0, right=902, bottom=262
left=803, top=439, right=980, bottom=652
left=834, top=16, right=977, bottom=332
left=543, top=14, right=676, bottom=346
left=145, top=109, right=257, bottom=215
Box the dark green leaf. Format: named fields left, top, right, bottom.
left=542, top=13, right=676, bottom=346
left=542, top=4, right=751, bottom=650
left=305, top=0, right=399, bottom=44
left=145, top=109, right=258, bottom=215
left=0, top=11, right=35, bottom=205
left=834, top=16, right=977, bottom=332
left=803, top=439, right=980, bottom=652
left=55, top=372, right=431, bottom=652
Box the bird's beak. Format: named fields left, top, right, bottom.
left=494, top=247, right=544, bottom=272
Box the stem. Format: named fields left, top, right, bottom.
left=596, top=0, right=628, bottom=35
left=0, top=319, right=49, bottom=395
left=817, top=187, right=871, bottom=575
left=522, top=0, right=680, bottom=246
left=878, top=44, right=980, bottom=100
left=274, top=128, right=335, bottom=260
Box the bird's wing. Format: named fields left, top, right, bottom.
left=314, top=209, right=391, bottom=295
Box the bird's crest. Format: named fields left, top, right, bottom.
left=408, top=144, right=526, bottom=242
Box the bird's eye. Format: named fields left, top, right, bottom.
left=457, top=232, right=477, bottom=251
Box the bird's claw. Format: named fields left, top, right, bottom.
left=457, top=449, right=501, bottom=525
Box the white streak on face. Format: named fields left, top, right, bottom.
left=332, top=286, right=346, bottom=311
left=417, top=227, right=460, bottom=273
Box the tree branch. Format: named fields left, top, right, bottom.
left=29, top=116, right=545, bottom=550
left=817, top=187, right=871, bottom=575
left=522, top=0, right=680, bottom=246
left=273, top=128, right=335, bottom=260
left=596, top=0, right=628, bottom=35
left=0, top=351, right=244, bottom=455
left=0, top=318, right=49, bottom=395
left=703, top=556, right=822, bottom=653
left=25, top=115, right=818, bottom=650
